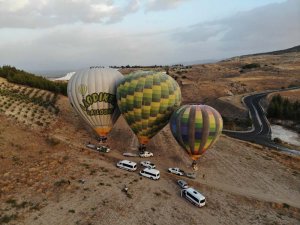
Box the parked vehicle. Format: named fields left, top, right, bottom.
left=181, top=188, right=206, bottom=207
left=139, top=151, right=154, bottom=158
left=185, top=173, right=196, bottom=179
left=140, top=161, right=156, bottom=169
left=86, top=143, right=96, bottom=149
left=168, top=167, right=185, bottom=176
left=96, top=146, right=110, bottom=153
left=177, top=180, right=189, bottom=189
left=123, top=153, right=139, bottom=157
left=86, top=144, right=110, bottom=153
left=116, top=160, right=137, bottom=171
left=139, top=168, right=160, bottom=180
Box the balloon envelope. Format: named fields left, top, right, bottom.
left=117, top=71, right=182, bottom=145
left=67, top=68, right=123, bottom=137
left=170, top=104, right=223, bottom=160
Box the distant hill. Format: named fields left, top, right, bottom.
left=242, top=45, right=300, bottom=57
left=191, top=45, right=300, bottom=65
left=220, top=45, right=300, bottom=63
left=180, top=59, right=219, bottom=66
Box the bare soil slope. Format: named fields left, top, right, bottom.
left=0, top=93, right=300, bottom=225
left=1, top=51, right=300, bottom=224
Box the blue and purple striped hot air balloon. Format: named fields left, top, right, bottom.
left=170, top=104, right=223, bottom=162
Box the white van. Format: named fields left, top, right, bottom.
left=181, top=188, right=206, bottom=207
left=139, top=168, right=160, bottom=180
left=116, top=160, right=137, bottom=171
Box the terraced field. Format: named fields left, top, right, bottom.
left=0, top=78, right=59, bottom=129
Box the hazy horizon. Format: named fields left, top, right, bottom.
left=28, top=58, right=220, bottom=77
left=0, top=0, right=299, bottom=72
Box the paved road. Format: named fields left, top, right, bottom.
left=223, top=89, right=300, bottom=156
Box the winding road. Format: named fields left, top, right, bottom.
left=223, top=89, right=300, bottom=156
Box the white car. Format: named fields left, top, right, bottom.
left=116, top=160, right=137, bottom=171
left=168, top=168, right=185, bottom=176
left=177, top=180, right=189, bottom=189
left=181, top=188, right=206, bottom=207
left=140, top=168, right=160, bottom=180
left=139, top=151, right=153, bottom=158
left=140, top=161, right=156, bottom=169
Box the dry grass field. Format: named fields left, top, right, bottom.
left=171, top=52, right=300, bottom=108
left=0, top=52, right=300, bottom=225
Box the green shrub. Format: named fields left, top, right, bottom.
left=0, top=214, right=17, bottom=223
left=241, top=63, right=260, bottom=69
left=267, top=94, right=300, bottom=121
left=273, top=137, right=282, bottom=144
left=46, top=136, right=60, bottom=146
left=288, top=84, right=298, bottom=88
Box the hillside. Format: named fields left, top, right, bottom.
left=1, top=92, right=299, bottom=225
left=1, top=51, right=300, bottom=225
left=241, top=45, right=300, bottom=57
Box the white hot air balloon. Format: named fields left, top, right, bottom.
left=67, top=68, right=124, bottom=142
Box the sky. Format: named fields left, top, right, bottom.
left=0, top=0, right=299, bottom=73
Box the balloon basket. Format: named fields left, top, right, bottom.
left=98, top=136, right=107, bottom=144
left=138, top=144, right=146, bottom=153
left=192, top=161, right=198, bottom=171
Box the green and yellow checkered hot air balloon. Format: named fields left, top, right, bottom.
left=170, top=104, right=223, bottom=170
left=117, top=71, right=181, bottom=148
